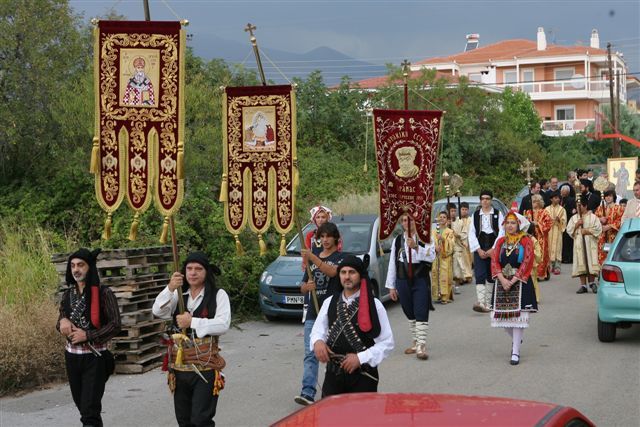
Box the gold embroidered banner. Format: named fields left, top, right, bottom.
left=91, top=20, right=185, bottom=241
left=374, top=109, right=443, bottom=243
left=219, top=85, right=297, bottom=255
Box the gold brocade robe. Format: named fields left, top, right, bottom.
left=544, top=204, right=567, bottom=263
left=431, top=227, right=455, bottom=302
left=566, top=212, right=602, bottom=277
left=452, top=217, right=473, bottom=281
left=595, top=204, right=624, bottom=265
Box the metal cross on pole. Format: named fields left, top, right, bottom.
left=518, top=158, right=538, bottom=192
left=245, top=23, right=267, bottom=85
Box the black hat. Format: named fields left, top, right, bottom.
left=580, top=179, right=594, bottom=192
left=181, top=251, right=221, bottom=292
left=479, top=189, right=493, bottom=199
left=337, top=255, right=380, bottom=339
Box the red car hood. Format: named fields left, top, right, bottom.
left=273, top=393, right=594, bottom=427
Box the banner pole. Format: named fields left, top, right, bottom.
left=245, top=23, right=267, bottom=86
left=401, top=59, right=410, bottom=110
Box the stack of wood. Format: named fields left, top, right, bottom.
left=52, top=246, right=175, bottom=374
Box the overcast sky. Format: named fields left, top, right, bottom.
left=70, top=0, right=640, bottom=79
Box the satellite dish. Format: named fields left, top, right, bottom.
left=571, top=73, right=585, bottom=89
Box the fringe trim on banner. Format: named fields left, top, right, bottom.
left=177, top=140, right=184, bottom=180
left=102, top=213, right=112, bottom=240
left=219, top=174, right=228, bottom=202
left=159, top=216, right=170, bottom=244
left=128, top=212, right=140, bottom=241
left=90, top=137, right=100, bottom=174
left=234, top=235, right=244, bottom=256
left=258, top=234, right=267, bottom=256
left=279, top=234, right=287, bottom=256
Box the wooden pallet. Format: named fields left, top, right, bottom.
left=120, top=308, right=155, bottom=327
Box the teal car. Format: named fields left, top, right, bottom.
left=597, top=218, right=640, bottom=342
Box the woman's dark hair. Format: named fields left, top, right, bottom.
left=316, top=222, right=340, bottom=244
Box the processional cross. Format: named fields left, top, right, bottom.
left=244, top=23, right=257, bottom=38
left=518, top=158, right=538, bottom=188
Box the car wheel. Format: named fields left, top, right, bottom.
left=597, top=316, right=616, bottom=342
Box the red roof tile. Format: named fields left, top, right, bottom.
left=351, top=70, right=459, bottom=90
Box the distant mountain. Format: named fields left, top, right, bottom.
left=190, top=35, right=386, bottom=85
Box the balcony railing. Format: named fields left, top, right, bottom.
left=494, top=79, right=624, bottom=100
left=541, top=119, right=594, bottom=135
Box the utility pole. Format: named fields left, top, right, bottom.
left=607, top=42, right=620, bottom=157
left=143, top=0, right=151, bottom=21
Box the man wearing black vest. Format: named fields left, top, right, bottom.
left=385, top=213, right=436, bottom=360
left=468, top=190, right=504, bottom=313
left=153, top=252, right=231, bottom=427
left=57, top=248, right=121, bottom=427
left=311, top=255, right=394, bottom=397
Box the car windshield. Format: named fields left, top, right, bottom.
left=612, top=231, right=640, bottom=262
left=287, top=222, right=373, bottom=254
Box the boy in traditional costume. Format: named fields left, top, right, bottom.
left=544, top=190, right=567, bottom=275
left=595, top=189, right=624, bottom=265
left=152, top=252, right=231, bottom=427
left=57, top=248, right=121, bottom=427
left=566, top=197, right=603, bottom=294
left=312, top=255, right=394, bottom=396
left=469, top=190, right=505, bottom=313
left=452, top=202, right=473, bottom=290
left=385, top=213, right=435, bottom=360
left=431, top=211, right=455, bottom=304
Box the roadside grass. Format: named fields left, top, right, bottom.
left=0, top=220, right=66, bottom=395
left=319, top=192, right=378, bottom=216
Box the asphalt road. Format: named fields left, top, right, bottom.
left=2, top=267, right=639, bottom=426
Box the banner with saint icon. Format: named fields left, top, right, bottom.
left=91, top=20, right=186, bottom=241
left=219, top=85, right=297, bottom=255
left=374, top=109, right=444, bottom=242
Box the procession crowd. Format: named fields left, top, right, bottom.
left=54, top=167, right=640, bottom=426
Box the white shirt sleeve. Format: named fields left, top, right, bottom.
left=309, top=296, right=332, bottom=350
left=385, top=237, right=398, bottom=289
left=190, top=289, right=231, bottom=338
left=468, top=214, right=480, bottom=253
left=357, top=299, right=395, bottom=367
left=417, top=241, right=436, bottom=263
left=493, top=211, right=505, bottom=249
left=152, top=286, right=178, bottom=319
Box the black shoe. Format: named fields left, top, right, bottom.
left=510, top=353, right=520, bottom=365
left=294, top=394, right=314, bottom=406
left=576, top=286, right=588, bottom=294
left=590, top=283, right=598, bottom=294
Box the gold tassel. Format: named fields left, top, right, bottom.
left=159, top=216, right=170, bottom=244
left=363, top=162, right=368, bottom=173
left=378, top=241, right=384, bottom=257
left=258, top=234, right=267, bottom=256
left=90, top=137, right=100, bottom=174
left=177, top=140, right=184, bottom=180
left=293, top=157, right=299, bottom=188
left=175, top=345, right=184, bottom=367
left=219, top=173, right=228, bottom=202
left=102, top=212, right=112, bottom=240
left=234, top=234, right=244, bottom=256
left=279, top=234, right=287, bottom=256
left=128, top=212, right=140, bottom=241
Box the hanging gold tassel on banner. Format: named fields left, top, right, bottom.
left=258, top=234, right=267, bottom=256
left=177, top=140, right=184, bottom=180
left=90, top=137, right=100, bottom=174
left=102, top=212, right=112, bottom=240
left=219, top=173, right=228, bottom=202
left=234, top=234, right=244, bottom=256
left=279, top=234, right=287, bottom=256
left=128, top=212, right=140, bottom=241
left=159, top=216, right=170, bottom=244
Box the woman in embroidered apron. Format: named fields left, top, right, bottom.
left=490, top=210, right=538, bottom=366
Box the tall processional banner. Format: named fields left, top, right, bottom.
left=91, top=20, right=186, bottom=241
left=219, top=85, right=297, bottom=254
left=374, top=109, right=443, bottom=243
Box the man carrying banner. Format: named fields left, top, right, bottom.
left=469, top=190, right=505, bottom=313
left=312, top=255, right=394, bottom=396
left=385, top=213, right=436, bottom=360
left=152, top=252, right=231, bottom=427
left=57, top=248, right=120, bottom=427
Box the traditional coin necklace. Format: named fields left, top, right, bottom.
left=504, top=232, right=524, bottom=257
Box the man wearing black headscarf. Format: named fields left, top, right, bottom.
left=153, top=251, right=230, bottom=427
left=57, top=248, right=121, bottom=427
left=310, top=255, right=394, bottom=397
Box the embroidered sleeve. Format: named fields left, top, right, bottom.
left=56, top=289, right=70, bottom=332
left=515, top=237, right=535, bottom=282
left=538, top=210, right=553, bottom=233
left=490, top=237, right=505, bottom=278
left=566, top=215, right=577, bottom=239
left=611, top=206, right=624, bottom=232
left=443, top=229, right=455, bottom=257
left=86, top=287, right=121, bottom=344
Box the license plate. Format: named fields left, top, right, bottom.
left=284, top=295, right=304, bottom=304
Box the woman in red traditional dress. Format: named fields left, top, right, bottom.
left=595, top=189, right=624, bottom=264
left=524, top=194, right=553, bottom=281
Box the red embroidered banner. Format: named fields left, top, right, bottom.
left=91, top=20, right=185, bottom=241
left=220, top=85, right=297, bottom=253
left=374, top=109, right=443, bottom=243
